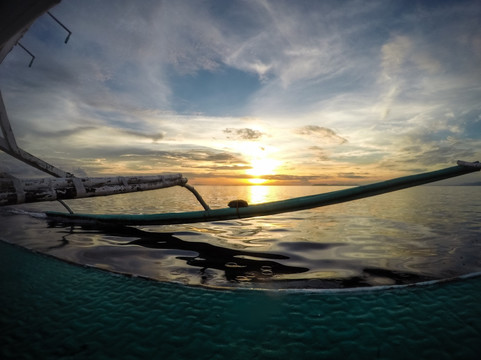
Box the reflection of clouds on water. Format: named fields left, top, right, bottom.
left=39, top=223, right=438, bottom=289
left=121, top=227, right=309, bottom=284
left=43, top=224, right=309, bottom=287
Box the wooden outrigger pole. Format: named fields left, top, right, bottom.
left=0, top=173, right=187, bottom=206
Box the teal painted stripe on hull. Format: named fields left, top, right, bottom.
left=45, top=164, right=479, bottom=226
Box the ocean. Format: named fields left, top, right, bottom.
left=2, top=185, right=480, bottom=290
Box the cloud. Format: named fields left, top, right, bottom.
left=222, top=0, right=375, bottom=88
left=296, top=125, right=347, bottom=145
left=337, top=172, right=369, bottom=179
left=223, top=128, right=264, bottom=141
left=381, top=35, right=413, bottom=79
left=118, top=129, right=165, bottom=143
left=394, top=140, right=477, bottom=168
left=263, top=174, right=321, bottom=183
left=308, top=146, right=330, bottom=161
left=117, top=147, right=246, bottom=163
left=378, top=34, right=444, bottom=121
left=29, top=126, right=98, bottom=138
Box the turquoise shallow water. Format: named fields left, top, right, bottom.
left=2, top=240, right=481, bottom=360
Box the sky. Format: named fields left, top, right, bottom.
left=1, top=0, right=481, bottom=185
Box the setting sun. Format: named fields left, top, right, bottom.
left=247, top=158, right=279, bottom=177
left=246, top=156, right=281, bottom=184
left=248, top=178, right=268, bottom=185
left=224, top=140, right=282, bottom=185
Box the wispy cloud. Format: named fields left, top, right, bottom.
left=296, top=125, right=347, bottom=145
left=223, top=128, right=264, bottom=141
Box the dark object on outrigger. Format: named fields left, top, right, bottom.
left=228, top=199, right=249, bottom=208
left=45, top=161, right=480, bottom=226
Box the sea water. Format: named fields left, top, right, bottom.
left=1, top=185, right=481, bottom=289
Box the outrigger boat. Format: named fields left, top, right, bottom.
left=1, top=0, right=480, bottom=227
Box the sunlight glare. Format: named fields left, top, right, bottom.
left=249, top=185, right=270, bottom=204
left=226, top=140, right=282, bottom=185
left=246, top=156, right=280, bottom=185
left=246, top=157, right=279, bottom=177
left=248, top=178, right=267, bottom=185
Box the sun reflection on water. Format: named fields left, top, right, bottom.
left=248, top=185, right=270, bottom=204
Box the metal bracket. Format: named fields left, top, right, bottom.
left=47, top=11, right=72, bottom=44
left=17, top=42, right=35, bottom=67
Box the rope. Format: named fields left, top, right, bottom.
left=11, top=177, right=25, bottom=204
left=71, top=177, right=86, bottom=196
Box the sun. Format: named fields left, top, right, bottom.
left=247, top=158, right=278, bottom=176
left=225, top=140, right=281, bottom=185
left=248, top=178, right=268, bottom=185
left=246, top=156, right=280, bottom=185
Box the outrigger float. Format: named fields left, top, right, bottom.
left=1, top=0, right=480, bottom=226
